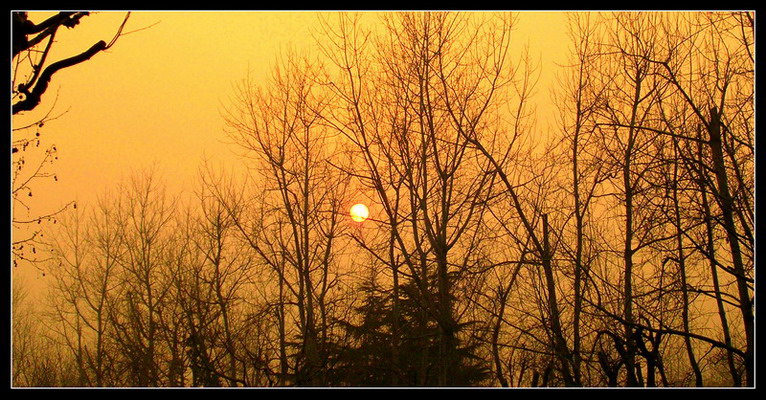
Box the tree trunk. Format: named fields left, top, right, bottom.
left=696, top=135, right=740, bottom=385
left=707, top=107, right=753, bottom=386
left=671, top=141, right=703, bottom=386
left=541, top=214, right=574, bottom=386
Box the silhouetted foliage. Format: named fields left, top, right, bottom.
left=331, top=279, right=490, bottom=386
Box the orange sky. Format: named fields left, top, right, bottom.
left=12, top=11, right=570, bottom=285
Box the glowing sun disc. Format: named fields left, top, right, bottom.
left=350, top=203, right=369, bottom=222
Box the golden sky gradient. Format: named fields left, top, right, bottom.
left=13, top=11, right=569, bottom=284
left=11, top=11, right=755, bottom=388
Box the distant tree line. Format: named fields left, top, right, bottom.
left=12, top=11, right=753, bottom=387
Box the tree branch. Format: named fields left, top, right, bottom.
left=14, top=40, right=107, bottom=115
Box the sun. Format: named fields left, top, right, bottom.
left=350, top=203, right=369, bottom=222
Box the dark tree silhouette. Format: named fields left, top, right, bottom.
left=11, top=11, right=132, bottom=269
left=333, top=279, right=490, bottom=386
left=12, top=12, right=129, bottom=115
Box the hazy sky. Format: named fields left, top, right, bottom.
left=13, top=11, right=569, bottom=283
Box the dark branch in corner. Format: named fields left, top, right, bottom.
left=13, top=40, right=106, bottom=115
left=12, top=12, right=90, bottom=57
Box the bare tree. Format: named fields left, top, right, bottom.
left=316, top=12, right=522, bottom=386
left=170, top=173, right=255, bottom=386
left=221, top=52, right=353, bottom=386
left=596, top=11, right=753, bottom=386
left=13, top=11, right=752, bottom=389
left=103, top=168, right=178, bottom=386
left=549, top=12, right=613, bottom=385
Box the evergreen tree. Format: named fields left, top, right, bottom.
left=332, top=277, right=490, bottom=386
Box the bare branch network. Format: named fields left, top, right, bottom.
left=11, top=11, right=753, bottom=388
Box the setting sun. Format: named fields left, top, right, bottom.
left=350, top=203, right=369, bottom=222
